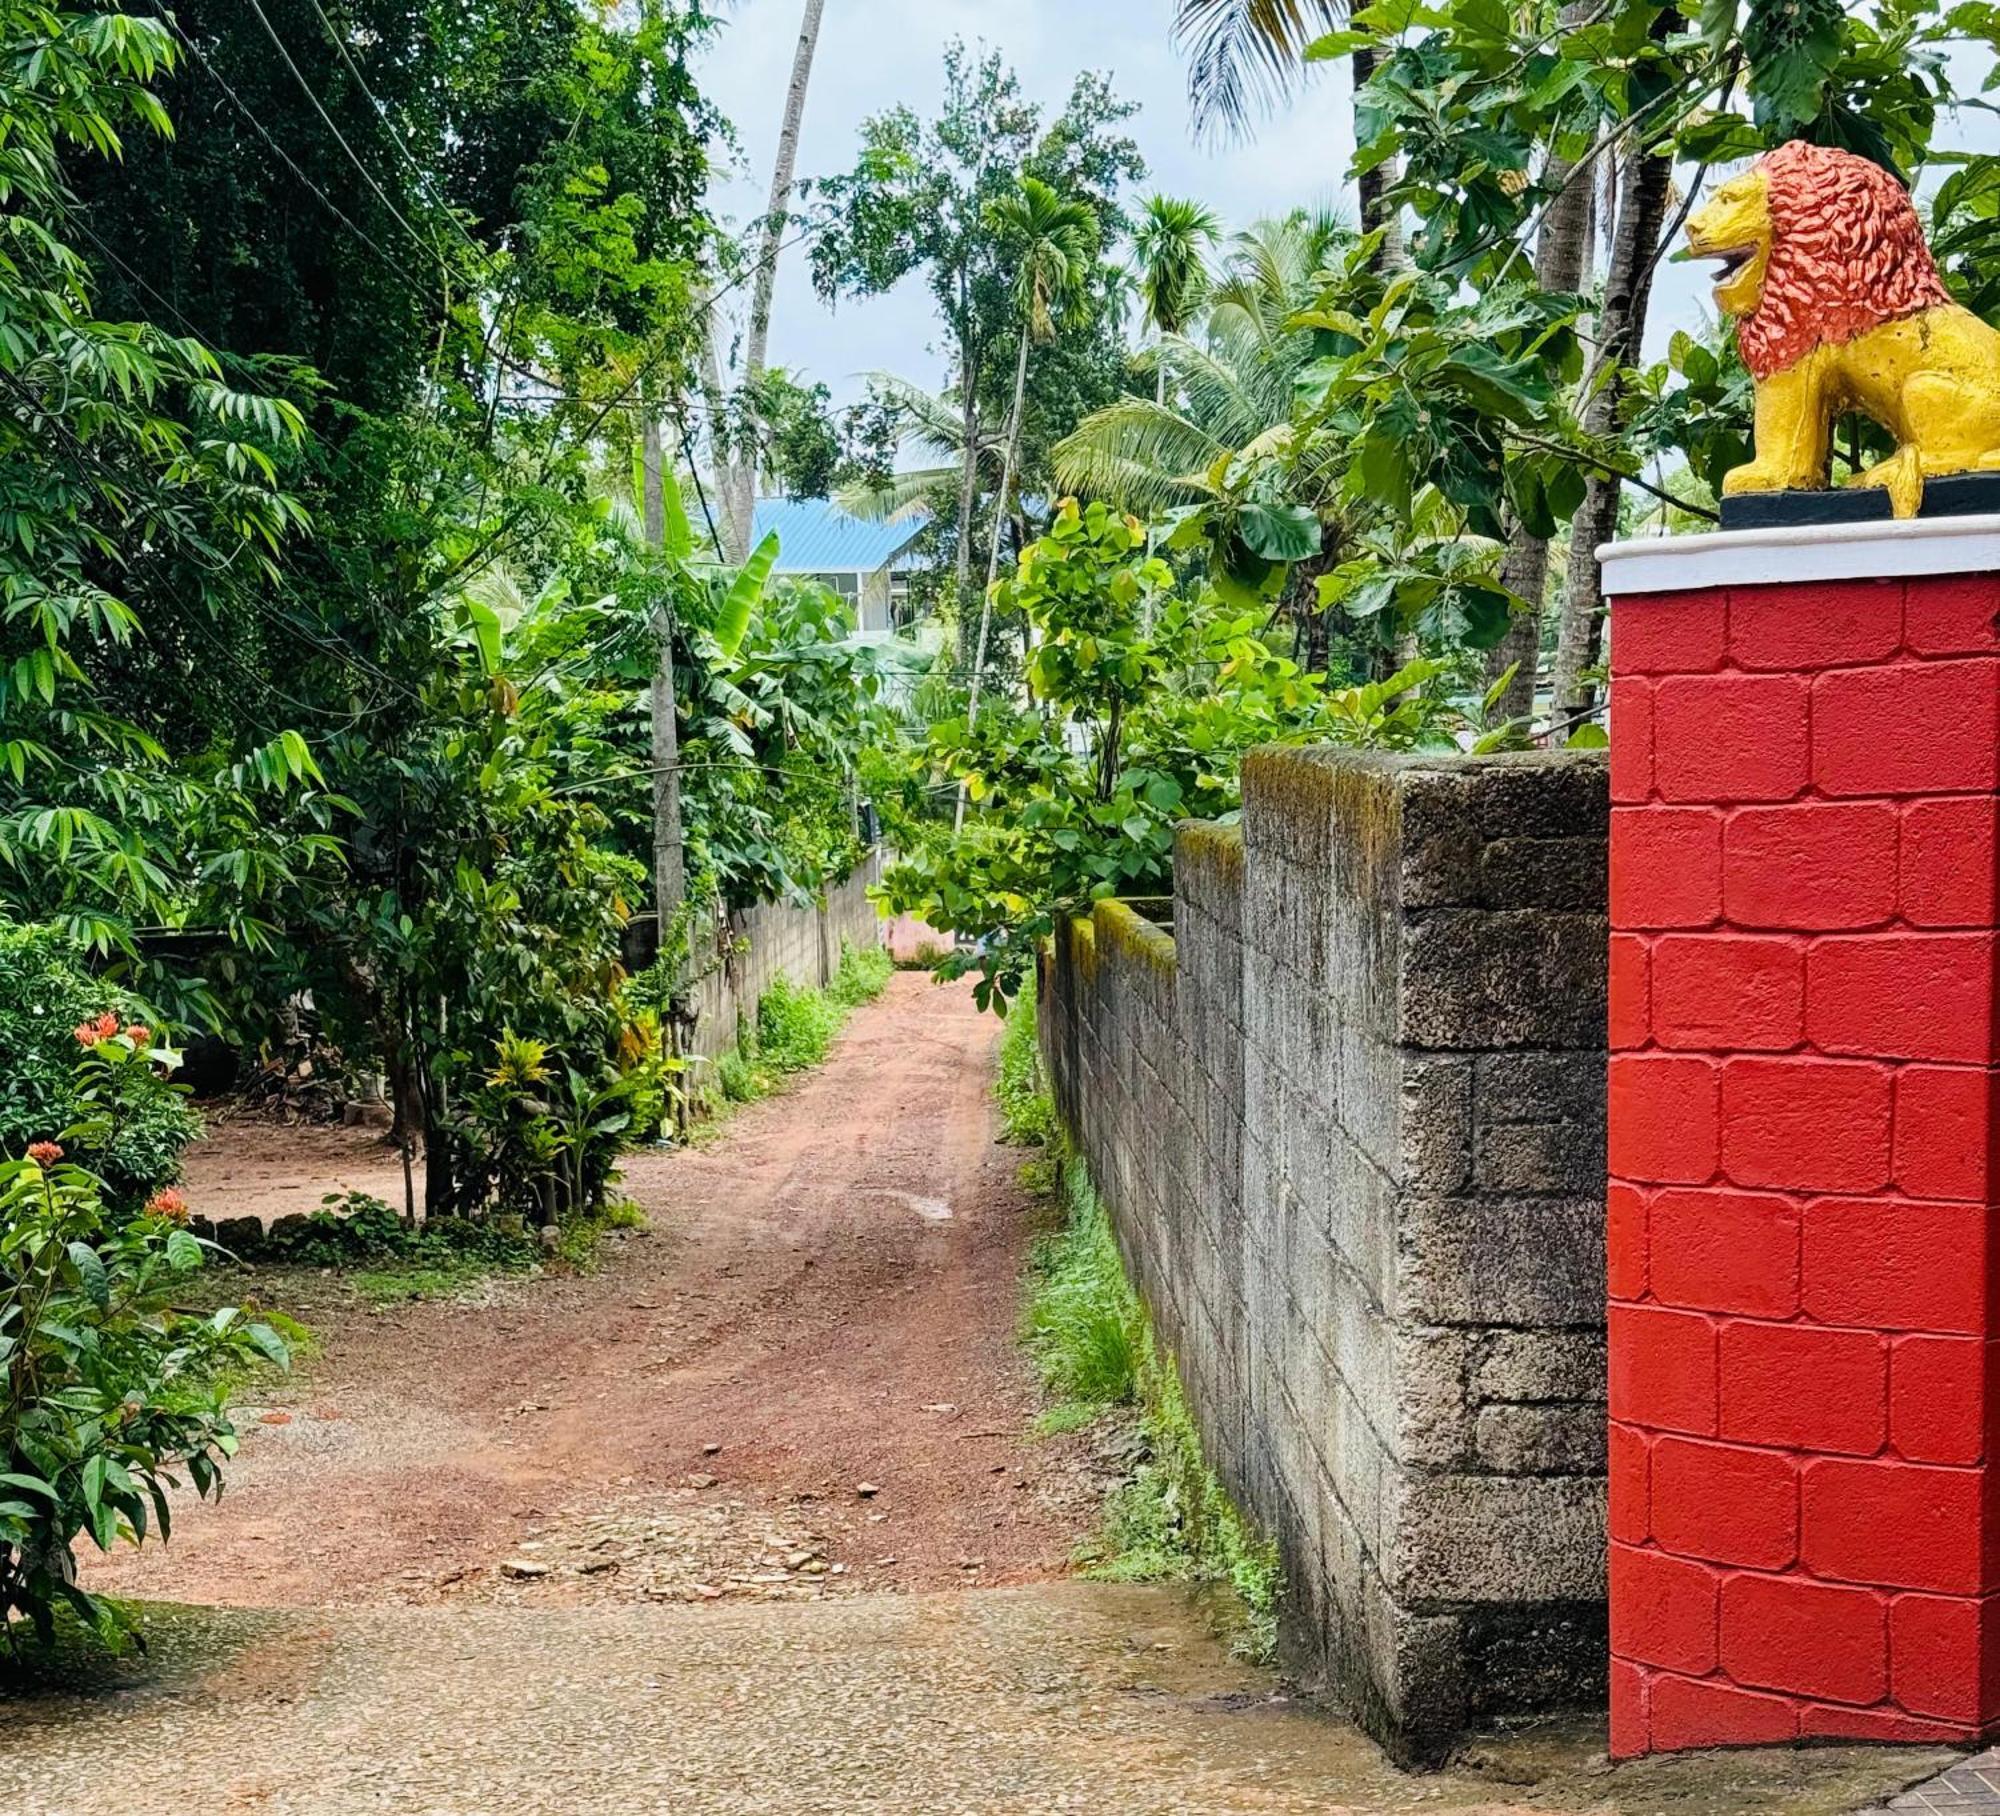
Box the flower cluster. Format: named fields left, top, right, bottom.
left=143, top=1186, right=189, bottom=1223
left=71, top=1011, right=154, bottom=1050
left=26, top=1140, right=63, bottom=1167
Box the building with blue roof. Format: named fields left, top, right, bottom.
left=750, top=497, right=928, bottom=634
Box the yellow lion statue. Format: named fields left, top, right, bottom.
left=1685, top=139, right=2000, bottom=519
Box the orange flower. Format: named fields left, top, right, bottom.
left=124, top=1024, right=151, bottom=1046
left=95, top=1011, right=120, bottom=1039
left=26, top=1141, right=63, bottom=1167
left=144, top=1187, right=189, bottom=1223
left=72, top=1022, right=100, bottom=1047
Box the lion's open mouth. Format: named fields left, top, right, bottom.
left=1697, top=245, right=1757, bottom=284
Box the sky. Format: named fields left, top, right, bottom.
left=692, top=3, right=1987, bottom=420
left=694, top=0, right=1365, bottom=413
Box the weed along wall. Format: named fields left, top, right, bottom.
left=1038, top=747, right=1612, bottom=1763
left=683, top=850, right=887, bottom=1066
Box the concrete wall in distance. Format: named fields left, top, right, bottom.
left=684, top=850, right=886, bottom=1066
left=1039, top=749, right=1610, bottom=1762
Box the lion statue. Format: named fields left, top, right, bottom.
left=1685, top=139, right=2000, bottom=519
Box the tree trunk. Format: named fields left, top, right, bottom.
left=955, top=355, right=982, bottom=666
left=1550, top=140, right=1673, bottom=725
left=953, top=329, right=1031, bottom=836
left=1351, top=47, right=1406, bottom=270
left=642, top=410, right=687, bottom=930
left=1485, top=24, right=1597, bottom=726
left=699, top=314, right=742, bottom=559
left=725, top=0, right=827, bottom=560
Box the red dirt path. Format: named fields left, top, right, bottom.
left=86, top=974, right=1098, bottom=1609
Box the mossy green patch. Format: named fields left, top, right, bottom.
left=1093, top=899, right=1177, bottom=977
left=1003, top=1002, right=1280, bottom=1663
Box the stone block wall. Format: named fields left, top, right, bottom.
left=1040, top=748, right=1610, bottom=1761
left=685, top=851, right=887, bottom=1065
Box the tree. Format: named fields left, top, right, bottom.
left=1055, top=211, right=1346, bottom=522
left=713, top=0, right=827, bottom=559
left=963, top=177, right=1099, bottom=738
left=812, top=45, right=1142, bottom=656
left=1485, top=2, right=1598, bottom=725
left=883, top=498, right=1462, bottom=1009
left=1171, top=0, right=1400, bottom=258
left=1133, top=194, right=1220, bottom=406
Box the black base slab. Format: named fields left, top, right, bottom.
left=1720, top=469, right=2000, bottom=530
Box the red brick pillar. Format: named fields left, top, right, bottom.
left=1601, top=530, right=2000, bottom=1756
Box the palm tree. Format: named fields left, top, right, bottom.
left=711, top=0, right=829, bottom=559
left=1054, top=211, right=1346, bottom=519
left=1134, top=196, right=1220, bottom=406
left=957, top=175, right=1097, bottom=831
left=831, top=373, right=1006, bottom=525
left=1170, top=0, right=1399, bottom=259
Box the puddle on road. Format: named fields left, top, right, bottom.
left=880, top=1190, right=953, bottom=1222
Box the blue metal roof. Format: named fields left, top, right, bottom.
left=752, top=497, right=927, bottom=576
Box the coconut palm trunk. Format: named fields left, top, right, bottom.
left=955, top=356, right=983, bottom=665
left=1550, top=141, right=1674, bottom=724
left=1484, top=15, right=1597, bottom=725
left=641, top=409, right=686, bottom=928
left=716, top=0, right=827, bottom=561
left=952, top=329, right=1031, bottom=835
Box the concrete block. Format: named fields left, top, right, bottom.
left=1398, top=1194, right=1606, bottom=1326
left=1388, top=1472, right=1606, bottom=1603
left=1473, top=1331, right=1607, bottom=1405
left=1474, top=1403, right=1608, bottom=1475
left=1479, top=835, right=1608, bottom=910
left=1400, top=909, right=1609, bottom=1051
left=1400, top=1056, right=1473, bottom=1193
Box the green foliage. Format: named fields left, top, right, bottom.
left=0, top=923, right=201, bottom=1205
left=881, top=500, right=1465, bottom=1007
left=812, top=42, right=1144, bottom=637
left=0, top=0, right=337, bottom=979
left=1091, top=1339, right=1283, bottom=1664
left=703, top=944, right=892, bottom=1109
left=262, top=1193, right=539, bottom=1275
left=826, top=943, right=894, bottom=1010
left=0, top=1119, right=288, bottom=1648
left=996, top=976, right=1057, bottom=1149
left=1024, top=1168, right=1143, bottom=1409
left=1018, top=1129, right=1279, bottom=1660
left=755, top=977, right=844, bottom=1076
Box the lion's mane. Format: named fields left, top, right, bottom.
left=1737, top=141, right=1952, bottom=381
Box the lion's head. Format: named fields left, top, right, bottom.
left=1683, top=140, right=1950, bottom=380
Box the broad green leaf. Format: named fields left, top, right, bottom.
left=714, top=533, right=780, bottom=658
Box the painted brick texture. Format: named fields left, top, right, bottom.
left=1039, top=749, right=1609, bottom=1765
left=1605, top=568, right=2000, bottom=1757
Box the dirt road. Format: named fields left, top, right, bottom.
left=36, top=973, right=1955, bottom=1814
left=89, top=973, right=1096, bottom=1610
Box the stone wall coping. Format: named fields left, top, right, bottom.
left=1597, top=511, right=2000, bottom=595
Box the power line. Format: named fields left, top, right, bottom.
left=238, top=0, right=452, bottom=274
left=162, top=12, right=405, bottom=273
left=293, top=0, right=499, bottom=277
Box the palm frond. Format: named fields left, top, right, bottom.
left=1171, top=0, right=1348, bottom=143
left=835, top=465, right=954, bottom=523
left=1052, top=397, right=1231, bottom=517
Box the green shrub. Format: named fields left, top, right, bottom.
left=754, top=976, right=841, bottom=1074
left=0, top=922, right=202, bottom=1206
left=0, top=1127, right=288, bottom=1648
left=826, top=941, right=893, bottom=1009
left=996, top=976, right=1057, bottom=1148
left=261, top=1192, right=540, bottom=1274
left=1024, top=1159, right=1141, bottom=1408
left=715, top=1047, right=760, bottom=1103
